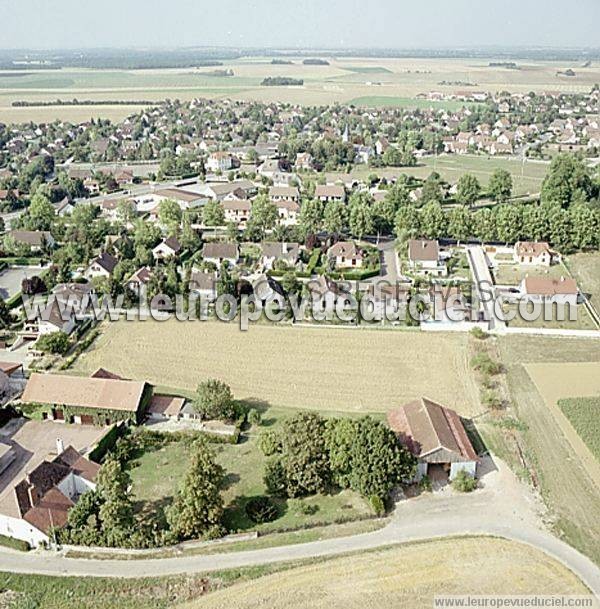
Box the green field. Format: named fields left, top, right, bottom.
left=558, top=397, right=600, bottom=462
left=348, top=95, right=469, bottom=111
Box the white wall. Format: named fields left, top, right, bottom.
left=0, top=514, right=48, bottom=547
left=449, top=461, right=477, bottom=480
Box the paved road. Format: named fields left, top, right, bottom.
left=0, top=459, right=598, bottom=596
left=377, top=239, right=402, bottom=283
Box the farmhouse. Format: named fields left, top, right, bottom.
left=407, top=239, right=447, bottom=277
left=202, top=242, right=240, bottom=268
left=520, top=276, right=579, bottom=305
left=388, top=397, right=478, bottom=482
left=514, top=241, right=554, bottom=266
left=146, top=394, right=186, bottom=421
left=20, top=373, right=152, bottom=425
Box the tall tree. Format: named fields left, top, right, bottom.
left=323, top=199, right=347, bottom=234
left=456, top=174, right=481, bottom=207
left=488, top=169, right=513, bottom=204
left=168, top=439, right=224, bottom=540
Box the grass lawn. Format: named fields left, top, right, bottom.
left=181, top=537, right=589, bottom=609
left=558, top=397, right=600, bottom=462
left=502, top=302, right=598, bottom=331
left=567, top=252, right=600, bottom=315
left=128, top=411, right=374, bottom=538
left=70, top=320, right=480, bottom=417
left=492, top=263, right=567, bottom=286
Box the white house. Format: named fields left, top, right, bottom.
left=327, top=241, right=364, bottom=269
left=275, top=200, right=300, bottom=226
left=206, top=151, right=235, bottom=173
left=85, top=252, right=118, bottom=280
left=152, top=237, right=182, bottom=261
left=407, top=239, right=447, bottom=277
left=202, top=242, right=240, bottom=269
left=514, top=241, right=554, bottom=266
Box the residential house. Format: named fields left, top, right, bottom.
left=7, top=231, right=54, bottom=253
left=275, top=199, right=300, bottom=226
left=387, top=397, right=478, bottom=481
left=202, top=242, right=240, bottom=269
left=146, top=395, right=186, bottom=421
left=514, top=241, right=554, bottom=266
left=269, top=186, right=299, bottom=203
left=327, top=241, right=363, bottom=269
left=189, top=271, right=218, bottom=302
left=223, top=199, right=252, bottom=226
left=315, top=184, right=346, bottom=203
left=407, top=239, right=447, bottom=277
left=126, top=267, right=152, bottom=298
left=206, top=151, right=236, bottom=173
left=152, top=237, right=182, bottom=261
left=520, top=276, right=578, bottom=306
left=85, top=252, right=118, bottom=280
left=261, top=242, right=300, bottom=270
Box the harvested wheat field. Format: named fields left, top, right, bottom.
left=70, top=321, right=479, bottom=415
left=182, top=537, right=589, bottom=609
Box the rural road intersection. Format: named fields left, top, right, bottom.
left=0, top=458, right=599, bottom=597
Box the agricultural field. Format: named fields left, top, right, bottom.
left=129, top=416, right=373, bottom=536
left=558, top=398, right=600, bottom=463
left=497, top=336, right=600, bottom=565
left=567, top=252, right=600, bottom=314
left=70, top=321, right=481, bottom=417
left=1, top=56, right=599, bottom=123
left=182, top=537, right=589, bottom=609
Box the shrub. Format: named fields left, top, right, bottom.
left=452, top=470, right=477, bottom=492
left=481, top=389, right=503, bottom=410
left=288, top=498, right=319, bottom=516
left=471, top=326, right=489, bottom=340
left=248, top=409, right=262, bottom=426
left=419, top=475, right=432, bottom=492
left=36, top=331, right=70, bottom=355
left=244, top=496, right=278, bottom=524
left=258, top=430, right=281, bottom=456
left=369, top=495, right=386, bottom=516
left=471, top=352, right=502, bottom=375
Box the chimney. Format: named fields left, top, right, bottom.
left=56, top=438, right=64, bottom=455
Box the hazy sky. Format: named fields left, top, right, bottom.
left=2, top=0, right=599, bottom=50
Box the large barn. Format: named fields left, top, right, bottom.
left=387, top=397, right=479, bottom=482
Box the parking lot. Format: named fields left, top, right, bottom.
left=0, top=266, right=45, bottom=300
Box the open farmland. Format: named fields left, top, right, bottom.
left=70, top=321, right=480, bottom=416
left=1, top=56, right=600, bottom=123
left=567, top=252, right=600, bottom=316
left=182, top=537, right=589, bottom=609
left=498, top=336, right=600, bottom=565
left=558, top=398, right=600, bottom=463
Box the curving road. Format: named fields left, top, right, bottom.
left=1, top=460, right=599, bottom=597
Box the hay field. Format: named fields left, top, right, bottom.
left=498, top=336, right=600, bottom=564
left=70, top=321, right=479, bottom=416
left=182, top=537, right=589, bottom=609
left=1, top=56, right=599, bottom=123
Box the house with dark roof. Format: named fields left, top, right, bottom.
left=387, top=397, right=478, bottom=481
left=85, top=252, right=118, bottom=280
left=152, top=237, right=182, bottom=261
left=12, top=442, right=99, bottom=545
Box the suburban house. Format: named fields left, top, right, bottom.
left=152, top=237, right=182, bottom=260
left=514, top=241, right=555, bottom=266
left=34, top=300, right=77, bottom=336
left=275, top=199, right=300, bottom=225
left=295, top=152, right=313, bottom=170
left=6, top=230, right=54, bottom=253
left=53, top=282, right=95, bottom=310
left=327, top=241, right=363, bottom=269
left=126, top=267, right=153, bottom=297
left=269, top=186, right=300, bottom=203
left=151, top=188, right=204, bottom=210
left=189, top=271, right=218, bottom=302
left=223, top=199, right=252, bottom=226
left=261, top=242, right=300, bottom=270
left=20, top=373, right=152, bottom=425
left=202, top=242, right=240, bottom=268
left=206, top=151, right=236, bottom=173
left=407, top=239, right=447, bottom=277
left=520, top=276, right=579, bottom=306
left=315, top=184, right=346, bottom=203
left=387, top=397, right=479, bottom=482
left=86, top=252, right=118, bottom=280
left=13, top=443, right=99, bottom=545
